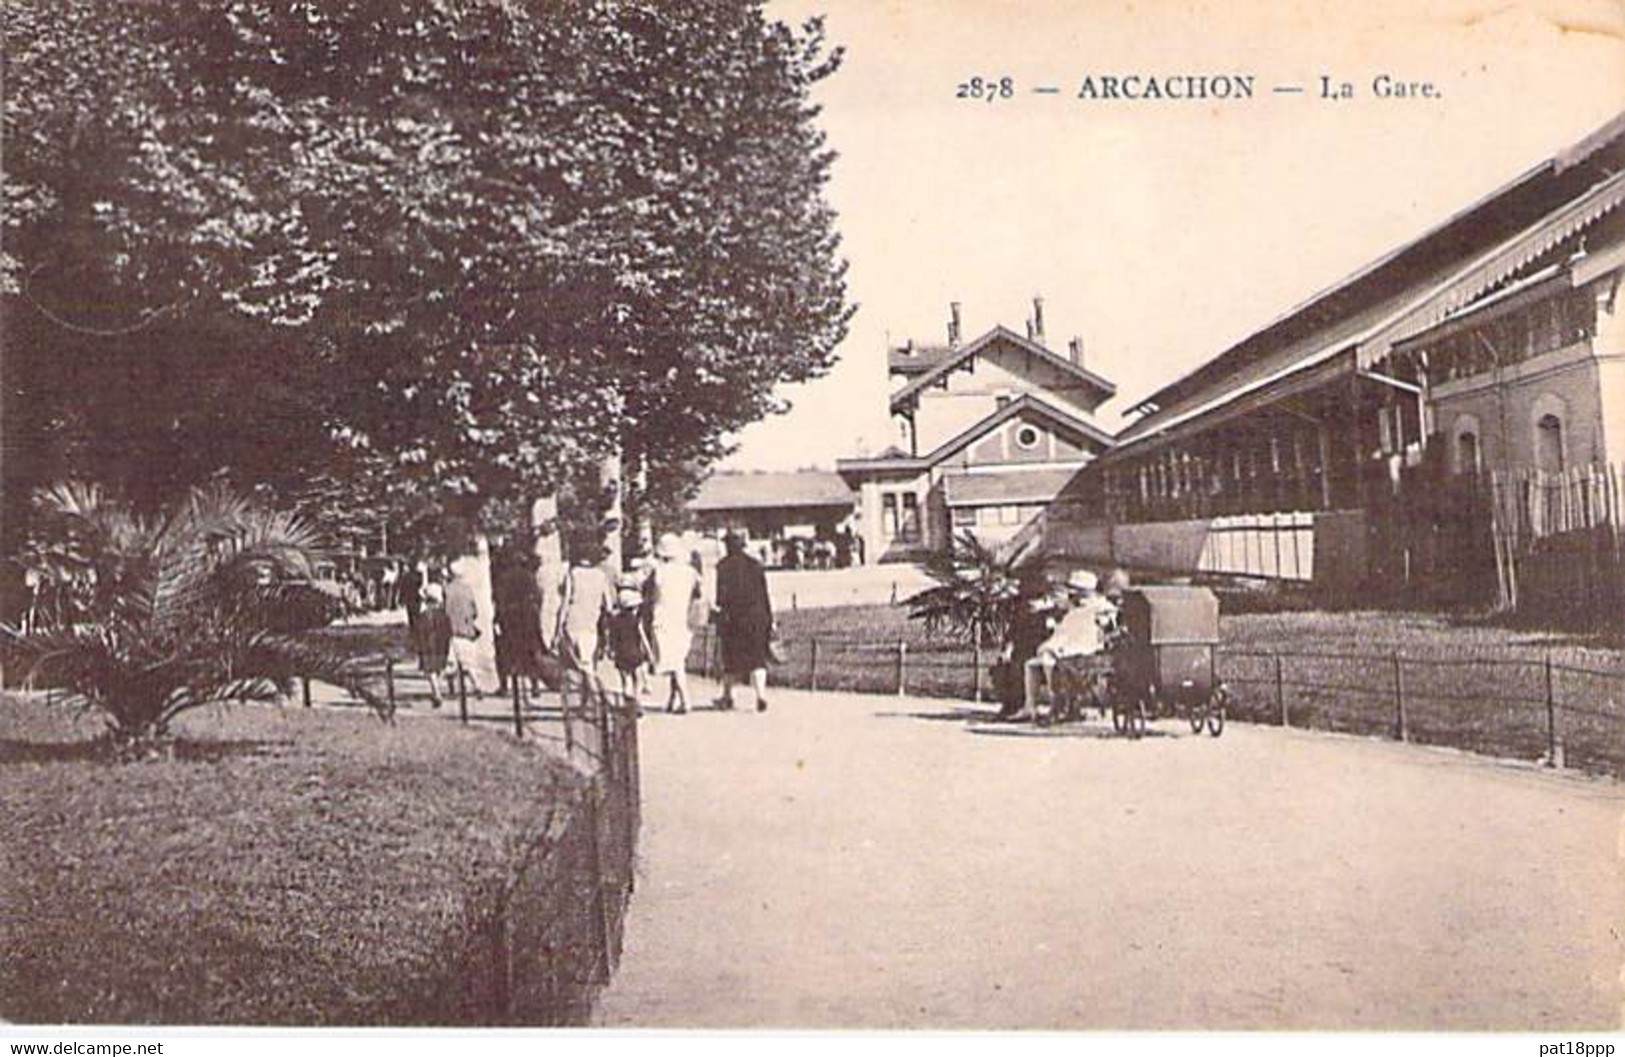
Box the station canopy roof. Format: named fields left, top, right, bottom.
left=941, top=468, right=1082, bottom=507
left=689, top=471, right=856, bottom=513
left=1108, top=109, right=1625, bottom=461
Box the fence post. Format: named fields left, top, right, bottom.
left=302, top=676, right=313, bottom=709
left=512, top=679, right=524, bottom=739
left=384, top=658, right=396, bottom=712
left=896, top=640, right=908, bottom=697
left=457, top=665, right=469, bottom=725
left=597, top=687, right=617, bottom=783
left=1274, top=654, right=1287, bottom=727
left=810, top=639, right=819, bottom=692
left=1544, top=652, right=1563, bottom=768
left=583, top=785, right=614, bottom=985
left=1392, top=653, right=1407, bottom=742
left=562, top=676, right=575, bottom=755
left=972, top=641, right=983, bottom=703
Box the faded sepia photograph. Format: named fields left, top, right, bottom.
left=2, top=0, right=1624, bottom=1040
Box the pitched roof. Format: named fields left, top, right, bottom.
left=688, top=471, right=855, bottom=513
left=888, top=325, right=1116, bottom=416
left=1115, top=109, right=1625, bottom=450
left=941, top=468, right=1081, bottom=506
left=888, top=344, right=956, bottom=377
left=923, top=393, right=1115, bottom=464
left=836, top=395, right=1114, bottom=481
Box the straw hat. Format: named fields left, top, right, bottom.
left=656, top=532, right=684, bottom=560
left=1066, top=569, right=1099, bottom=594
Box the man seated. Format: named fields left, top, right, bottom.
left=1015, top=569, right=1119, bottom=721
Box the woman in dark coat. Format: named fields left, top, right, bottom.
left=714, top=531, right=773, bottom=712
left=493, top=548, right=544, bottom=695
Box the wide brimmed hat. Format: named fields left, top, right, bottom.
left=1066, top=569, right=1099, bottom=593
left=656, top=532, right=684, bottom=559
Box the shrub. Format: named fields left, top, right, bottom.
left=903, top=530, right=1024, bottom=650
left=3, top=482, right=383, bottom=751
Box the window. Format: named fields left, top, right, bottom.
left=899, top=492, right=921, bottom=540
left=1451, top=414, right=1483, bottom=475
left=1532, top=395, right=1568, bottom=475
left=951, top=506, right=977, bottom=527
left=1014, top=424, right=1042, bottom=450
left=1536, top=414, right=1565, bottom=474
left=1457, top=431, right=1480, bottom=475
left=881, top=493, right=898, bottom=538
left=999, top=504, right=1022, bottom=526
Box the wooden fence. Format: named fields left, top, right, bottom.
left=1486, top=463, right=1625, bottom=621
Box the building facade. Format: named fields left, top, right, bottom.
left=1028, top=110, right=1625, bottom=593
left=837, top=301, right=1116, bottom=563
left=686, top=471, right=857, bottom=566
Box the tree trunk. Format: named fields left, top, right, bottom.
left=601, top=450, right=624, bottom=572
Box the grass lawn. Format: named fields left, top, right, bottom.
left=0, top=695, right=586, bottom=1025
left=764, top=602, right=1625, bottom=777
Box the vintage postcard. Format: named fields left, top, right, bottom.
left=1, top=0, right=1623, bottom=1047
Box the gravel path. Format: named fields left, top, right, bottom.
left=594, top=685, right=1625, bottom=1030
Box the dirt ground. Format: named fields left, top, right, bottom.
left=594, top=684, right=1625, bottom=1030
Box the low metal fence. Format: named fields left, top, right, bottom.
left=1217, top=648, right=1625, bottom=776
left=484, top=679, right=641, bottom=1025
left=312, top=664, right=645, bottom=1026
left=278, top=657, right=643, bottom=1026
left=700, top=628, right=1625, bottom=779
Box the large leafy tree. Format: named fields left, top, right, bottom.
left=2, top=0, right=851, bottom=575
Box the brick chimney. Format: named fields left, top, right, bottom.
left=1032, top=296, right=1046, bottom=345
left=948, top=301, right=962, bottom=347
left=1068, top=336, right=1085, bottom=367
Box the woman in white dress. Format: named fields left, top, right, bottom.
left=649, top=532, right=701, bottom=714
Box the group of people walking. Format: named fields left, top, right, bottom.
left=402, top=528, right=777, bottom=715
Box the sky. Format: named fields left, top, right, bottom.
left=721, top=0, right=1625, bottom=471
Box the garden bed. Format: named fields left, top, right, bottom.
left=0, top=695, right=595, bottom=1025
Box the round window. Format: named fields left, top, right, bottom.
left=1015, top=425, right=1042, bottom=450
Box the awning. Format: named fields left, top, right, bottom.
left=941, top=468, right=1081, bottom=507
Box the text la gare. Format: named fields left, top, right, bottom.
left=1321, top=74, right=1441, bottom=100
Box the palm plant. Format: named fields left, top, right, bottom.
left=3, top=482, right=384, bottom=751
left=904, top=530, right=1025, bottom=651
